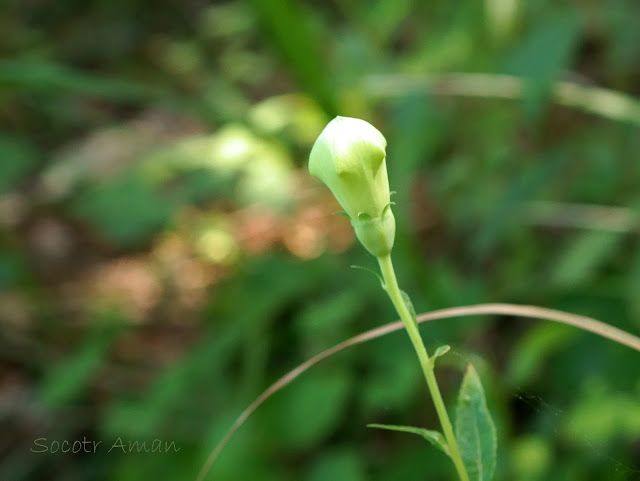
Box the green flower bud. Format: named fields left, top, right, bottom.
left=309, top=116, right=395, bottom=256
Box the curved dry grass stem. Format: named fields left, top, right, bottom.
left=195, top=303, right=640, bottom=481
left=363, top=73, right=640, bottom=126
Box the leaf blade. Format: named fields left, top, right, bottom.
left=367, top=423, right=450, bottom=457
left=432, top=344, right=451, bottom=366
left=455, top=364, right=497, bottom=481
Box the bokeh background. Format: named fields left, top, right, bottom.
left=2, top=0, right=640, bottom=480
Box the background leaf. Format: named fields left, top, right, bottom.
left=2, top=1, right=640, bottom=480
left=305, top=448, right=367, bottom=481
left=258, top=366, right=352, bottom=450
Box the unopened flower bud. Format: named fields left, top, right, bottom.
left=309, top=116, right=395, bottom=256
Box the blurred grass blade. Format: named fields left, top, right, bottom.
left=501, top=9, right=581, bottom=118
left=0, top=135, right=38, bottom=193
left=474, top=149, right=565, bottom=255
left=455, top=364, right=497, bottom=481
left=507, top=323, right=575, bottom=386
left=501, top=9, right=581, bottom=83
left=363, top=73, right=640, bottom=126
left=39, top=329, right=119, bottom=408
left=552, top=230, right=624, bottom=288
left=0, top=60, right=163, bottom=102
left=246, top=0, right=337, bottom=115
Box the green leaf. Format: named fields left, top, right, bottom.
left=551, top=230, right=624, bottom=289
left=502, top=9, right=581, bottom=83
left=506, top=323, right=576, bottom=386
left=0, top=59, right=162, bottom=102
left=500, top=9, right=581, bottom=118
left=39, top=338, right=108, bottom=408
left=473, top=149, right=565, bottom=255
left=306, top=448, right=367, bottom=481
left=69, top=174, right=174, bottom=247
left=433, top=345, right=451, bottom=362
left=246, top=0, right=337, bottom=115
left=455, top=364, right=497, bottom=481
left=360, top=337, right=421, bottom=413
left=259, top=367, right=351, bottom=450
left=0, top=135, right=38, bottom=194
left=367, top=423, right=450, bottom=457
left=39, top=325, right=120, bottom=408
left=296, top=289, right=362, bottom=349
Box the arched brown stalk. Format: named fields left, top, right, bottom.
left=363, top=73, right=640, bottom=126
left=195, top=303, right=640, bottom=481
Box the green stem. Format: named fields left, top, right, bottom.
left=377, top=254, right=470, bottom=481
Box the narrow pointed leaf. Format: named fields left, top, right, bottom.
left=367, top=423, right=450, bottom=457
left=455, top=364, right=497, bottom=481
left=350, top=265, right=385, bottom=289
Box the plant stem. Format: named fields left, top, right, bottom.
left=377, top=254, right=470, bottom=481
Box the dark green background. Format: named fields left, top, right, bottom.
left=1, top=0, right=639, bottom=480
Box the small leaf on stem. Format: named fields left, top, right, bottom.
left=350, top=265, right=385, bottom=289
left=433, top=344, right=451, bottom=361
left=367, top=423, right=450, bottom=457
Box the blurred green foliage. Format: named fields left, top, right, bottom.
left=1, top=0, right=639, bottom=480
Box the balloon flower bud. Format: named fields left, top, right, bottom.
left=309, top=116, right=395, bottom=257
